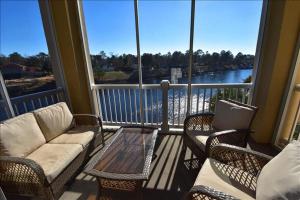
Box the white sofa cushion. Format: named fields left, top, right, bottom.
left=194, top=158, right=256, bottom=199
left=26, top=143, right=83, bottom=183
left=0, top=113, right=46, bottom=157
left=33, top=102, right=73, bottom=142
left=256, top=141, right=300, bottom=200
left=212, top=100, right=255, bottom=130
left=49, top=126, right=94, bottom=148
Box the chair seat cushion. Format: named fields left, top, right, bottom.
left=186, top=130, right=213, bottom=151
left=194, top=158, right=256, bottom=199
left=33, top=102, right=74, bottom=142
left=49, top=126, right=95, bottom=148
left=26, top=144, right=83, bottom=183
left=256, top=140, right=300, bottom=200
left=0, top=113, right=46, bottom=157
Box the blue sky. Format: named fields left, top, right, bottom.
left=0, top=0, right=262, bottom=56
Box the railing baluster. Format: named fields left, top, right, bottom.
left=117, top=89, right=122, bottom=124
left=38, top=98, right=42, bottom=108
left=172, top=88, right=175, bottom=125
left=150, top=89, right=154, bottom=125
left=208, top=88, right=213, bottom=112
left=31, top=100, right=35, bottom=110
left=129, top=89, right=133, bottom=124
left=96, top=89, right=103, bottom=121
left=242, top=88, right=246, bottom=103
left=50, top=95, right=54, bottom=104
left=45, top=96, right=49, bottom=106
left=107, top=89, right=113, bottom=123
left=202, top=89, right=206, bottom=113
left=156, top=88, right=159, bottom=125
left=196, top=88, right=200, bottom=113
left=222, top=88, right=225, bottom=99
left=183, top=90, right=187, bottom=119
left=177, top=89, right=181, bottom=126
left=123, top=89, right=128, bottom=124
left=144, top=89, right=148, bottom=124
left=4, top=106, right=9, bottom=119
left=235, top=88, right=238, bottom=101
left=101, top=89, right=108, bottom=122
left=134, top=89, right=138, bottom=124
left=112, top=89, right=117, bottom=123
left=14, top=104, right=19, bottom=115
left=56, top=93, right=60, bottom=102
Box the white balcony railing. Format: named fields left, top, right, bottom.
left=0, top=88, right=65, bottom=121
left=92, top=81, right=252, bottom=131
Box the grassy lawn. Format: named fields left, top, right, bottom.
left=100, top=71, right=130, bottom=81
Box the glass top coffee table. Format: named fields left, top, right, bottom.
left=84, top=126, right=158, bottom=198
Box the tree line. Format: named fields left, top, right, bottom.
left=90, top=50, right=254, bottom=73
left=0, top=50, right=254, bottom=74
left=0, top=52, right=52, bottom=73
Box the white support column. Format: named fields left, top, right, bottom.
left=134, top=0, right=144, bottom=125
left=0, top=71, right=15, bottom=118
left=186, top=0, right=196, bottom=116
left=161, top=80, right=170, bottom=133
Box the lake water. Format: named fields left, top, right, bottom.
left=144, top=68, right=252, bottom=84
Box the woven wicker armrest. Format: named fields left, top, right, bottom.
left=186, top=185, right=238, bottom=200
left=210, top=144, right=272, bottom=176
left=0, top=156, right=49, bottom=196
left=184, top=113, right=215, bottom=132
left=73, top=114, right=103, bottom=128
left=205, top=129, right=238, bottom=155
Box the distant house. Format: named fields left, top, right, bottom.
left=0, top=63, right=26, bottom=79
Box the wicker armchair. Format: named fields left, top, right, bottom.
left=186, top=144, right=272, bottom=200
left=183, top=100, right=258, bottom=160
left=0, top=103, right=104, bottom=200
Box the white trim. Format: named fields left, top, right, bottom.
left=187, top=0, right=195, bottom=116
left=76, top=0, right=99, bottom=115
left=273, top=33, right=300, bottom=145
left=38, top=0, right=71, bottom=107
left=250, top=0, right=269, bottom=105
left=0, top=71, right=15, bottom=118
left=134, top=0, right=144, bottom=125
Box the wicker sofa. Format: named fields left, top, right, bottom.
left=186, top=141, right=300, bottom=200
left=183, top=99, right=258, bottom=161
left=0, top=102, right=104, bottom=200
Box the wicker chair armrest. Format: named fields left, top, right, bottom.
left=184, top=113, right=215, bottom=133
left=210, top=144, right=272, bottom=175
left=0, top=156, right=48, bottom=186
left=73, top=114, right=102, bottom=128
left=205, top=129, right=238, bottom=155
left=186, top=185, right=238, bottom=200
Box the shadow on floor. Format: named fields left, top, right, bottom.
left=59, top=132, right=201, bottom=200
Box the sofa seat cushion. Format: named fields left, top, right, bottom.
left=49, top=126, right=95, bottom=148
left=0, top=113, right=46, bottom=157
left=186, top=130, right=214, bottom=151
left=212, top=100, right=255, bottom=130
left=26, top=144, right=83, bottom=183
left=33, top=102, right=73, bottom=142
left=194, top=158, right=256, bottom=199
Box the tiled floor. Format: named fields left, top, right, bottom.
left=59, top=131, right=200, bottom=200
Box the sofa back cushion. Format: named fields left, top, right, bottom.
left=212, top=100, right=256, bottom=130
left=256, top=140, right=300, bottom=200
left=33, top=102, right=73, bottom=142
left=0, top=113, right=46, bottom=157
